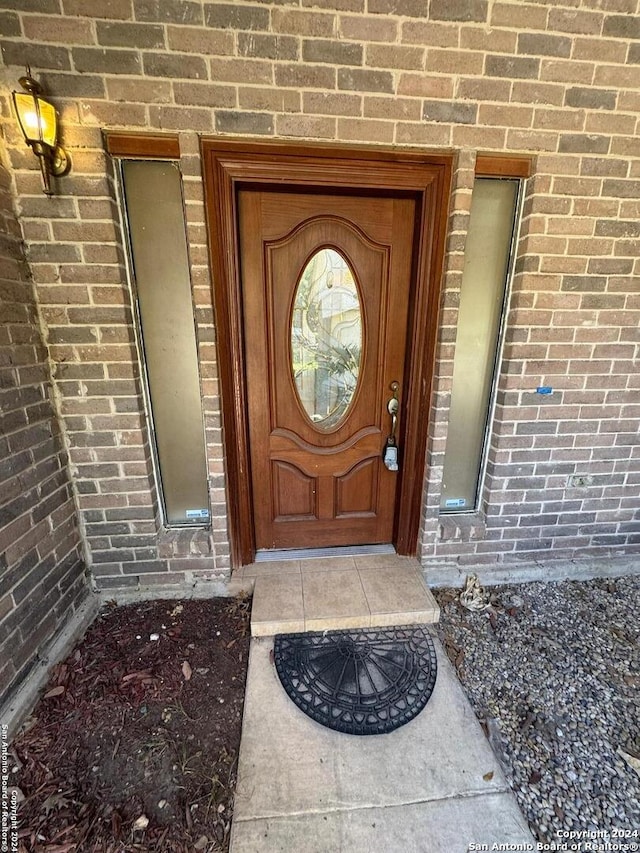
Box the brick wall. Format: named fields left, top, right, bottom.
left=0, top=0, right=638, bottom=587
left=0, top=155, right=89, bottom=704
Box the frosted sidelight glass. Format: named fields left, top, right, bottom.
left=441, top=178, right=520, bottom=512
left=122, top=160, right=209, bottom=526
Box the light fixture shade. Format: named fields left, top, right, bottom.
left=13, top=90, right=58, bottom=149
left=12, top=69, right=70, bottom=195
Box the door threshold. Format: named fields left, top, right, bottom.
left=254, top=544, right=396, bottom=563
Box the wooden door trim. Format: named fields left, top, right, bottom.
left=201, top=139, right=453, bottom=567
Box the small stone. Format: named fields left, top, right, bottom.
left=133, top=815, right=149, bottom=831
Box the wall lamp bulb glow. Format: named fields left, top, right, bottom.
left=12, top=66, right=70, bottom=196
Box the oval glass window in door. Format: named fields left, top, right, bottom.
left=291, top=248, right=362, bottom=431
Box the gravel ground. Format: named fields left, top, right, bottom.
left=434, top=575, right=640, bottom=844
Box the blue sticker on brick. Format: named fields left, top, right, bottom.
left=536, top=386, right=553, bottom=395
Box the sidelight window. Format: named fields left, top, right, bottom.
left=119, top=159, right=209, bottom=527
left=440, top=176, right=523, bottom=513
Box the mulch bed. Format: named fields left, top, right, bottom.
left=9, top=595, right=251, bottom=853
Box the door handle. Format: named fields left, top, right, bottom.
left=383, top=381, right=400, bottom=471
left=387, top=381, right=399, bottom=442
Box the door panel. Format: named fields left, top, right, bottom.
left=239, top=191, right=415, bottom=550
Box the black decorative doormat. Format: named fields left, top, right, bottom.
left=273, top=625, right=437, bottom=736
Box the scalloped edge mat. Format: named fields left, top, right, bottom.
left=273, top=625, right=437, bottom=736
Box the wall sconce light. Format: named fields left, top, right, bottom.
left=12, top=67, right=70, bottom=196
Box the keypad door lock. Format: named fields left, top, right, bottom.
left=383, top=436, right=399, bottom=471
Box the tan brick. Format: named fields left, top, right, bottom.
left=581, top=157, right=628, bottom=178
left=594, top=64, right=640, bottom=88
left=478, top=103, right=534, bottom=128
left=97, top=20, right=164, bottom=49
left=78, top=100, right=147, bottom=127
left=618, top=91, right=640, bottom=114
left=554, top=177, right=604, bottom=198
left=397, top=73, right=454, bottom=98
left=368, top=0, right=425, bottom=15
left=486, top=54, right=540, bottom=79
left=301, top=0, right=363, bottom=11
left=525, top=236, right=569, bottom=256
left=275, top=62, right=335, bottom=89
left=338, top=67, right=393, bottom=93
left=518, top=32, right=573, bottom=58
left=272, top=9, right=335, bottom=37
left=540, top=59, right=595, bottom=84
left=174, top=82, right=237, bottom=108
left=548, top=7, right=604, bottom=35
left=107, top=77, right=172, bottom=104
left=340, top=15, right=397, bottom=43
left=302, top=38, right=361, bottom=66
left=581, top=199, right=624, bottom=221
left=210, top=57, right=272, bottom=85
left=395, top=122, right=451, bottom=146
left=586, top=112, right=636, bottom=136
left=430, top=0, right=487, bottom=23
left=240, top=87, right=300, bottom=113
left=534, top=107, right=585, bottom=131
left=64, top=0, right=133, bottom=19
left=215, top=111, right=273, bottom=136
left=400, top=20, right=458, bottom=47
left=82, top=244, right=123, bottom=264
left=611, top=137, right=640, bottom=158
left=73, top=46, right=142, bottom=75
left=558, top=133, right=610, bottom=154
left=461, top=26, right=517, bottom=53
left=240, top=33, right=299, bottom=61
left=23, top=15, right=94, bottom=44
left=490, top=2, right=548, bottom=29
left=363, top=95, right=420, bottom=121
left=572, top=36, right=627, bottom=64
left=456, top=77, right=511, bottom=102
left=303, top=91, right=361, bottom=116
left=204, top=4, right=268, bottom=31
left=149, top=105, right=213, bottom=132
left=546, top=217, right=594, bottom=236
left=2, top=41, right=71, bottom=71
left=337, top=117, right=394, bottom=143
left=511, top=81, right=565, bottom=107
left=454, top=125, right=507, bottom=148
left=534, top=292, right=581, bottom=310
left=276, top=115, right=336, bottom=139
left=167, top=26, right=234, bottom=55
left=426, top=48, right=484, bottom=74
left=540, top=256, right=588, bottom=274
left=366, top=43, right=424, bottom=70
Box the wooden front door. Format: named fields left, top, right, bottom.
left=239, top=190, right=416, bottom=550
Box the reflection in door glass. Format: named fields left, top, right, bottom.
left=291, top=248, right=362, bottom=430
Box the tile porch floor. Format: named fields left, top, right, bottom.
left=231, top=555, right=440, bottom=636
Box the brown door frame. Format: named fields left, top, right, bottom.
left=201, top=139, right=452, bottom=568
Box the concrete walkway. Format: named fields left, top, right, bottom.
left=230, top=631, right=535, bottom=853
